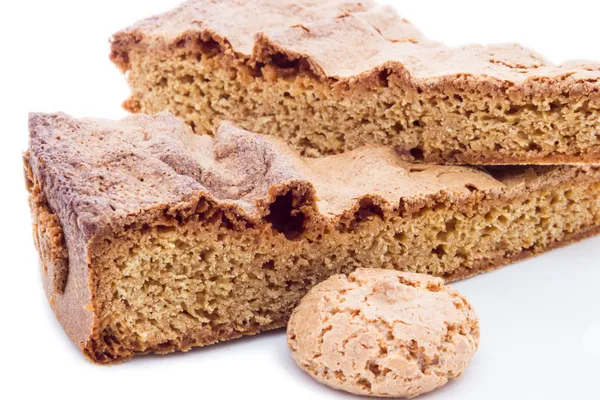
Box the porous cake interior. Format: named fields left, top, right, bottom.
left=88, top=179, right=600, bottom=362
left=123, top=48, right=600, bottom=164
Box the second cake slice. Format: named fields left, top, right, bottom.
left=110, top=0, right=600, bottom=164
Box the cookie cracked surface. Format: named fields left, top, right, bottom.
left=287, top=269, right=480, bottom=398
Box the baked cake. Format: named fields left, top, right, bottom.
left=25, top=113, right=600, bottom=363
left=110, top=0, right=600, bottom=165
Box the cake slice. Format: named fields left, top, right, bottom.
left=110, top=0, right=600, bottom=165
left=26, top=113, right=600, bottom=363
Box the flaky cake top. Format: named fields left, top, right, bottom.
left=111, top=0, right=600, bottom=98
left=27, top=113, right=589, bottom=240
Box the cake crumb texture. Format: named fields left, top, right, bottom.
left=287, top=269, right=479, bottom=398
left=25, top=113, right=600, bottom=363
left=111, top=0, right=600, bottom=164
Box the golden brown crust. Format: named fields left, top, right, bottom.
left=26, top=112, right=503, bottom=238
left=24, top=155, right=95, bottom=355
left=26, top=112, right=599, bottom=236
left=25, top=154, right=70, bottom=295
left=110, top=0, right=600, bottom=97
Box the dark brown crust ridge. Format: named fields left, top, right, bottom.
left=110, top=0, right=600, bottom=92
left=24, top=153, right=95, bottom=353
left=26, top=112, right=505, bottom=239
left=28, top=112, right=595, bottom=238
left=25, top=112, right=600, bottom=363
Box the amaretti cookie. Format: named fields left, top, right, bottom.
left=25, top=113, right=600, bottom=363
left=287, top=269, right=479, bottom=398
left=110, top=0, right=600, bottom=165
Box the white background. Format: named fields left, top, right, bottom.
left=1, top=1, right=599, bottom=399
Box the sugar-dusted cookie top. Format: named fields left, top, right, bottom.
left=287, top=269, right=480, bottom=398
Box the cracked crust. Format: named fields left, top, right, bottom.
left=26, top=112, right=509, bottom=240
left=27, top=112, right=600, bottom=239
left=110, top=0, right=600, bottom=88
left=287, top=269, right=479, bottom=398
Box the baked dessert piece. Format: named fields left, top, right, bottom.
left=26, top=113, right=600, bottom=364
left=287, top=269, right=479, bottom=398
left=110, top=0, right=600, bottom=165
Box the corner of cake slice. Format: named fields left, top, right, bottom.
left=109, top=0, right=600, bottom=165
left=25, top=112, right=600, bottom=363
